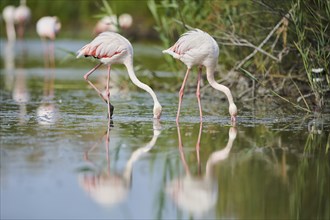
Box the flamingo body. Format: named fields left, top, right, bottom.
left=77, top=32, right=162, bottom=120
left=118, top=13, right=133, bottom=29
left=164, top=29, right=219, bottom=68
left=14, top=4, right=31, bottom=39
left=77, top=32, right=132, bottom=65
left=14, top=5, right=30, bottom=24
left=163, top=29, right=237, bottom=123
left=2, top=6, right=16, bottom=23
left=36, top=16, right=61, bottom=40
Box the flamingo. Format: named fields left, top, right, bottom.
left=94, top=15, right=118, bottom=35
left=163, top=29, right=237, bottom=123
left=76, top=31, right=162, bottom=121
left=36, top=16, right=61, bottom=68
left=36, top=16, right=61, bottom=41
left=14, top=0, right=31, bottom=40
left=118, top=13, right=133, bottom=29
left=2, top=5, right=16, bottom=42
left=93, top=13, right=133, bottom=36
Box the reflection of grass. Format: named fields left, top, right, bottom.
left=292, top=136, right=330, bottom=219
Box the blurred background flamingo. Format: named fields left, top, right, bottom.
left=2, top=5, right=17, bottom=42
left=93, top=13, right=133, bottom=36
left=2, top=0, right=30, bottom=42
left=14, top=0, right=31, bottom=40
left=36, top=16, right=61, bottom=69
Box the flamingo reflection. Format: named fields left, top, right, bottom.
left=78, top=120, right=161, bottom=207
left=36, top=60, right=58, bottom=125
left=12, top=67, right=30, bottom=124
left=8, top=42, right=30, bottom=124
left=166, top=123, right=237, bottom=217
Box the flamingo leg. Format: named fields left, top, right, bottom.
left=106, top=64, right=114, bottom=122
left=196, top=66, right=203, bottom=122
left=176, top=68, right=191, bottom=124
left=41, top=37, right=49, bottom=69
left=48, top=40, right=55, bottom=99
left=84, top=63, right=107, bottom=103
left=49, top=40, right=55, bottom=70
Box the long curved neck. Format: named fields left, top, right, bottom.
left=125, top=61, right=160, bottom=107
left=205, top=134, right=235, bottom=179
left=206, top=65, right=234, bottom=105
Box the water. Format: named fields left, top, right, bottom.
left=1, top=39, right=329, bottom=219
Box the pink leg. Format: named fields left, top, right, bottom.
left=41, top=37, right=51, bottom=98
left=176, top=68, right=191, bottom=124
left=196, top=66, right=203, bottom=122
left=41, top=37, right=49, bottom=69
left=106, top=65, right=112, bottom=123
left=48, top=40, right=55, bottom=99
left=83, top=63, right=108, bottom=103
left=49, top=40, right=55, bottom=70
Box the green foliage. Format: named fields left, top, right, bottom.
left=290, top=0, right=330, bottom=109
left=148, top=0, right=330, bottom=111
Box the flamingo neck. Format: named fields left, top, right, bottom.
left=124, top=61, right=161, bottom=107
left=206, top=65, right=234, bottom=105
left=123, top=128, right=159, bottom=182
left=205, top=129, right=236, bottom=179
left=205, top=137, right=235, bottom=179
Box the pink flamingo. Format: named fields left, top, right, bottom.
left=36, top=16, right=61, bottom=41
left=36, top=16, right=61, bottom=68
left=163, top=29, right=237, bottom=123
left=93, top=14, right=133, bottom=36
left=2, top=5, right=16, bottom=42
left=76, top=31, right=162, bottom=120
left=14, top=0, right=31, bottom=40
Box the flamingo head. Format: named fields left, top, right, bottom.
left=153, top=103, right=162, bottom=119
left=229, top=103, right=237, bottom=123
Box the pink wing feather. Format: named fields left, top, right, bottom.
left=76, top=32, right=127, bottom=59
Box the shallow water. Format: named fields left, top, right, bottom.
left=1, top=39, right=329, bottom=219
